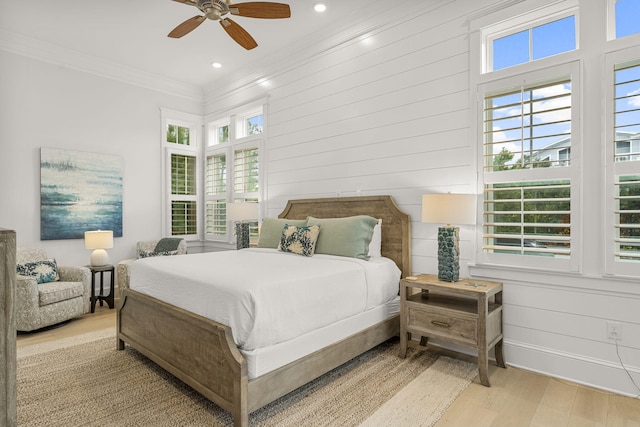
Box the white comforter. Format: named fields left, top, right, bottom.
left=129, top=248, right=400, bottom=350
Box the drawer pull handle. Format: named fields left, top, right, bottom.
left=431, top=320, right=450, bottom=328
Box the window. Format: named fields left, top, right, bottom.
left=483, top=180, right=571, bottom=257
left=479, top=61, right=579, bottom=271
left=614, top=61, right=640, bottom=162
left=238, top=109, right=264, bottom=137
left=205, top=154, right=227, bottom=236
left=615, top=175, right=640, bottom=262
left=611, top=0, right=640, bottom=40
left=161, top=109, right=202, bottom=239
left=607, top=52, right=640, bottom=275
left=483, top=1, right=577, bottom=74
left=166, top=124, right=191, bottom=145
left=208, top=119, right=230, bottom=146
left=491, top=15, right=576, bottom=72
left=483, top=79, right=572, bottom=171
left=205, top=104, right=264, bottom=242
left=233, top=148, right=259, bottom=194
left=168, top=148, right=199, bottom=238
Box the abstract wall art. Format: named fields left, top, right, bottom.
left=40, top=147, right=123, bottom=240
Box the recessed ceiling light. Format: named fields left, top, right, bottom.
left=211, top=62, right=222, bottom=69
left=314, top=3, right=326, bottom=12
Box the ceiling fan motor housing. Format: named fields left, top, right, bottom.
left=197, top=0, right=230, bottom=20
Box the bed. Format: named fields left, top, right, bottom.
left=116, top=195, right=411, bottom=427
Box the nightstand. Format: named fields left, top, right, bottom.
left=399, top=273, right=506, bottom=386
left=86, top=264, right=115, bottom=313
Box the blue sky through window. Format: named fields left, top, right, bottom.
left=492, top=16, right=576, bottom=71
left=532, top=16, right=575, bottom=59
left=616, top=0, right=640, bottom=39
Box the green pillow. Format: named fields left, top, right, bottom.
left=306, top=215, right=379, bottom=260
left=258, top=217, right=308, bottom=249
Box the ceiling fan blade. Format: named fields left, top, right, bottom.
left=168, top=15, right=206, bottom=38
left=220, top=18, right=258, bottom=49
left=229, top=2, right=291, bottom=19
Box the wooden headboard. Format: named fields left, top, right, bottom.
left=279, top=195, right=412, bottom=277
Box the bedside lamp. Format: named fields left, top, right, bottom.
left=228, top=202, right=259, bottom=249
left=422, top=194, right=476, bottom=282
left=84, top=230, right=114, bottom=266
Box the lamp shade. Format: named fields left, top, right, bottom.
left=421, top=194, right=476, bottom=225
left=227, top=202, right=259, bottom=222
left=84, top=230, right=113, bottom=266
left=84, top=230, right=113, bottom=249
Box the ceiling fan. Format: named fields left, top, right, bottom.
left=168, top=0, right=291, bottom=50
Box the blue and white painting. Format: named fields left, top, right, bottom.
left=40, top=148, right=123, bottom=240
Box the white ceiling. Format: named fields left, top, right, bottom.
left=0, top=0, right=400, bottom=97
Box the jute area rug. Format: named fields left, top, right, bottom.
left=17, top=328, right=477, bottom=427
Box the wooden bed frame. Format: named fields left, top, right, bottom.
left=116, top=195, right=411, bottom=427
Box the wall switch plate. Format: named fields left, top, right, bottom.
left=607, top=321, right=622, bottom=340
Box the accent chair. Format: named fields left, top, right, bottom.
left=16, top=247, right=91, bottom=332
left=116, top=238, right=187, bottom=297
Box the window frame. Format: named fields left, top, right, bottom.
left=476, top=57, right=582, bottom=273
left=483, top=1, right=579, bottom=74
left=161, top=108, right=203, bottom=240
left=605, top=46, right=640, bottom=277
left=607, top=0, right=640, bottom=42
left=204, top=103, right=265, bottom=243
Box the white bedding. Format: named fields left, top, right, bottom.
left=129, top=248, right=401, bottom=351
left=242, top=297, right=400, bottom=378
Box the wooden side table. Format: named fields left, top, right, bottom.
left=399, top=273, right=506, bottom=386
left=86, top=264, right=115, bottom=313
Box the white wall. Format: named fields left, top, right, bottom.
left=205, top=0, right=640, bottom=397
left=0, top=51, right=202, bottom=266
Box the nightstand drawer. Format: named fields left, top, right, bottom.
left=407, top=304, right=477, bottom=345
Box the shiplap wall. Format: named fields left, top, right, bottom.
left=208, top=0, right=478, bottom=275
left=205, top=0, right=640, bottom=397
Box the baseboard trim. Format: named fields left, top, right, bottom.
left=505, top=340, right=640, bottom=398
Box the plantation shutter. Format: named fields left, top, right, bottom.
left=482, top=76, right=573, bottom=259
left=205, top=154, right=227, bottom=236
left=233, top=148, right=259, bottom=194
left=170, top=153, right=197, bottom=236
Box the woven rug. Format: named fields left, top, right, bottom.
left=17, top=328, right=477, bottom=426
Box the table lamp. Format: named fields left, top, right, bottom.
left=84, top=230, right=114, bottom=266
left=422, top=194, right=476, bottom=282
left=227, top=202, right=259, bottom=249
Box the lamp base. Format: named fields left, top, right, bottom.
left=235, top=222, right=250, bottom=250
left=437, top=226, right=460, bottom=282
left=90, top=249, right=109, bottom=266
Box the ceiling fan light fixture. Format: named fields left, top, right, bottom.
left=314, top=2, right=327, bottom=13
left=211, top=62, right=222, bottom=68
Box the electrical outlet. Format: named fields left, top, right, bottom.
left=607, top=321, right=622, bottom=340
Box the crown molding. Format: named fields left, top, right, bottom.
left=0, top=29, right=204, bottom=103
left=202, top=0, right=454, bottom=109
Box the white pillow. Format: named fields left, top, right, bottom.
left=368, top=219, right=382, bottom=258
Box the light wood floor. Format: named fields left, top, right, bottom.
left=17, top=305, right=640, bottom=426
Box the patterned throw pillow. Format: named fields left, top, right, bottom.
left=16, top=259, right=59, bottom=284
left=138, top=249, right=179, bottom=258
left=278, top=224, right=321, bottom=257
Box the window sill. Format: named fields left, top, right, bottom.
left=469, top=263, right=640, bottom=296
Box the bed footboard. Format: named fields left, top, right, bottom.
left=117, top=289, right=249, bottom=426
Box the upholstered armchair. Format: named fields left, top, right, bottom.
left=117, top=238, right=187, bottom=297
left=16, top=248, right=91, bottom=332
